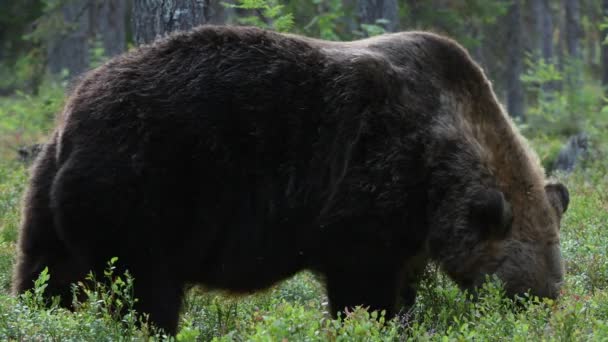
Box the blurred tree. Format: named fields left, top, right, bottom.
left=46, top=0, right=92, bottom=79
left=0, top=0, right=44, bottom=93
left=505, top=0, right=525, bottom=120
left=342, top=0, right=357, bottom=35
left=563, top=0, right=583, bottom=92
left=0, top=0, right=43, bottom=63
left=223, top=0, right=294, bottom=32
left=90, top=0, right=128, bottom=58
left=401, top=1, right=508, bottom=95
left=564, top=0, right=582, bottom=59
left=286, top=0, right=350, bottom=40
left=208, top=0, right=228, bottom=24
left=132, top=0, right=214, bottom=45
left=531, top=0, right=556, bottom=92
left=533, top=0, right=554, bottom=62
left=41, top=0, right=130, bottom=81
left=357, top=0, right=399, bottom=34
left=0, top=0, right=606, bottom=114
left=581, top=0, right=601, bottom=74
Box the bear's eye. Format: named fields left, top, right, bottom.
left=469, top=189, right=513, bottom=239
left=545, top=183, right=569, bottom=215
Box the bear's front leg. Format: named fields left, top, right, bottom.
left=397, top=282, right=417, bottom=312
left=132, top=273, right=184, bottom=335
left=325, top=268, right=400, bottom=320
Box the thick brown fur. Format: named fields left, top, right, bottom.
left=13, top=26, right=569, bottom=334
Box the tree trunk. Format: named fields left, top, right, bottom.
left=505, top=0, right=525, bottom=121
left=132, top=0, right=212, bottom=45
left=357, top=0, right=399, bottom=33
left=532, top=0, right=555, bottom=92
left=564, top=0, right=582, bottom=89
left=91, top=0, right=128, bottom=58
left=343, top=0, right=358, bottom=34
left=602, top=0, right=608, bottom=87
left=207, top=0, right=227, bottom=24
left=564, top=0, right=581, bottom=59
left=47, top=0, right=91, bottom=79
left=533, top=0, right=554, bottom=62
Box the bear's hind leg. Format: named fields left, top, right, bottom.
left=49, top=147, right=195, bottom=334
left=13, top=141, right=88, bottom=306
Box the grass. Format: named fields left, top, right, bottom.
left=0, top=87, right=607, bottom=341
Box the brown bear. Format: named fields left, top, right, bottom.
left=13, top=26, right=569, bottom=334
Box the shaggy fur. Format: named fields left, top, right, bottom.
left=13, top=26, right=569, bottom=334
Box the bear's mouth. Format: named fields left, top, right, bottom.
left=491, top=242, right=564, bottom=300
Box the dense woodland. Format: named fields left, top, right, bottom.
left=2, top=0, right=608, bottom=120
left=0, top=0, right=607, bottom=340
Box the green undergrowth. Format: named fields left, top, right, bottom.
left=0, top=82, right=63, bottom=160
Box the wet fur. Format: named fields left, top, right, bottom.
left=13, top=26, right=564, bottom=334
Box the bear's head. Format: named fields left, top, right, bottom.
left=429, top=169, right=569, bottom=300
left=345, top=30, right=569, bottom=301
left=390, top=31, right=574, bottom=301
left=464, top=182, right=569, bottom=299
left=424, top=74, right=570, bottom=301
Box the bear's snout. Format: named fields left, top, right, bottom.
left=495, top=241, right=565, bottom=300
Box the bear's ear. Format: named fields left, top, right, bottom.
left=545, top=183, right=569, bottom=214
left=469, top=189, right=513, bottom=239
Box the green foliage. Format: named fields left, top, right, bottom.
left=20, top=267, right=51, bottom=310
left=520, top=57, right=578, bottom=137
left=0, top=163, right=26, bottom=243
left=224, top=0, right=294, bottom=32
left=283, top=0, right=357, bottom=41
left=0, top=49, right=46, bottom=94
left=358, top=21, right=388, bottom=37
left=304, top=0, right=346, bottom=41
left=521, top=56, right=607, bottom=167
left=0, top=163, right=23, bottom=293
left=0, top=257, right=168, bottom=340
left=0, top=0, right=45, bottom=93
left=181, top=273, right=401, bottom=341
left=70, top=258, right=146, bottom=338
left=0, top=241, right=15, bottom=294
left=180, top=272, right=324, bottom=340
left=527, top=134, right=566, bottom=171
left=521, top=56, right=563, bottom=85
left=402, top=1, right=508, bottom=49
left=0, top=82, right=64, bottom=159
left=23, top=0, right=78, bottom=46
left=89, top=37, right=107, bottom=69
left=559, top=169, right=608, bottom=294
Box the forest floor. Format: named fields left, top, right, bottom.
left=0, top=88, right=607, bottom=341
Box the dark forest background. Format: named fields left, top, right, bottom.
left=2, top=1, right=608, bottom=113
left=1, top=0, right=607, bottom=167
